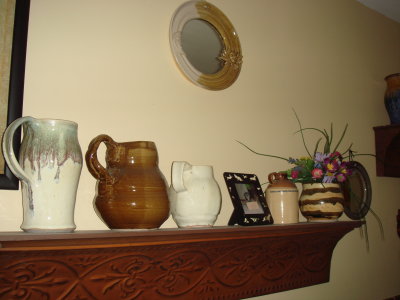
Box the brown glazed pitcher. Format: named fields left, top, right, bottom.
left=85, top=135, right=170, bottom=229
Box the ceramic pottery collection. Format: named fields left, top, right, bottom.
left=265, top=172, right=299, bottom=224
left=2, top=117, right=83, bottom=232
left=2, top=116, right=348, bottom=233
left=169, top=161, right=221, bottom=228
left=384, top=73, right=400, bottom=124
left=299, top=183, right=344, bottom=222
left=85, top=135, right=170, bottom=229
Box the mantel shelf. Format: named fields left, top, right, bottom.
left=373, top=124, right=400, bottom=177
left=0, top=221, right=362, bottom=299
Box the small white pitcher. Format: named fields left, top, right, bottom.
left=2, top=117, right=83, bottom=232
left=168, top=161, right=221, bottom=227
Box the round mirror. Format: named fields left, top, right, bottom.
left=169, top=0, right=242, bottom=90
left=181, top=19, right=223, bottom=74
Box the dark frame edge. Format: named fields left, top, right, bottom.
left=223, top=172, right=273, bottom=226
left=0, top=0, right=30, bottom=190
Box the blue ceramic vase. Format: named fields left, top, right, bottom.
left=384, top=73, right=400, bottom=124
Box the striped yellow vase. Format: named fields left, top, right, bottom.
left=299, top=183, right=344, bottom=222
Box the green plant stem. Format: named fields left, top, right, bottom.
left=293, top=109, right=313, bottom=158
left=369, top=208, right=385, bottom=240
left=323, top=128, right=331, bottom=153
left=343, top=153, right=376, bottom=160
left=295, top=127, right=331, bottom=155
left=341, top=143, right=353, bottom=157
left=360, top=219, right=370, bottom=252
left=235, top=140, right=289, bottom=162
left=313, top=138, right=323, bottom=157
left=332, top=123, right=348, bottom=153
left=358, top=208, right=384, bottom=253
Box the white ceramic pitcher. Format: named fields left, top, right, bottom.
left=2, top=117, right=83, bottom=232
left=169, top=161, right=221, bottom=227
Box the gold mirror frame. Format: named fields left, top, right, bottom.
left=169, top=0, right=242, bottom=90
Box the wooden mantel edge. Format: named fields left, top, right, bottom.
left=0, top=221, right=363, bottom=250
left=0, top=221, right=363, bottom=299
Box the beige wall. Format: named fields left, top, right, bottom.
left=0, top=0, right=399, bottom=299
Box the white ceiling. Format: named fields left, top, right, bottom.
left=357, top=0, right=400, bottom=23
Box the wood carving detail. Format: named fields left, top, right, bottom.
left=300, top=233, right=337, bottom=272
left=0, top=235, right=334, bottom=300
left=0, top=260, right=75, bottom=299
left=0, top=222, right=362, bottom=299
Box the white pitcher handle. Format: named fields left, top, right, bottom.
left=172, top=161, right=191, bottom=193
left=2, top=116, right=33, bottom=184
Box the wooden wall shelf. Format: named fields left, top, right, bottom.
left=0, top=221, right=362, bottom=299
left=373, top=124, right=400, bottom=177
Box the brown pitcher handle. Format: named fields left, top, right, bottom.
left=268, top=172, right=284, bottom=184
left=85, top=134, right=115, bottom=181
left=268, top=172, right=277, bottom=184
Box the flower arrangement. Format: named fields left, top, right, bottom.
left=285, top=151, right=351, bottom=183
left=237, top=111, right=371, bottom=184
left=237, top=111, right=382, bottom=250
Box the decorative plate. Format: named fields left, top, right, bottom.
left=341, top=161, right=372, bottom=220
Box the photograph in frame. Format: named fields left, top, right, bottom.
left=223, top=172, right=273, bottom=226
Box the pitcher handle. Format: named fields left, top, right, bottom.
left=2, top=116, right=34, bottom=185
left=268, top=172, right=282, bottom=184
left=85, top=134, right=115, bottom=181
left=172, top=161, right=191, bottom=193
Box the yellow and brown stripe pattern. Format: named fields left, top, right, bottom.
left=299, top=183, right=344, bottom=221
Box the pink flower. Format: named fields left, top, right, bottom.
left=336, top=173, right=346, bottom=182
left=291, top=170, right=299, bottom=179
left=311, top=168, right=323, bottom=179
left=330, top=151, right=342, bottom=159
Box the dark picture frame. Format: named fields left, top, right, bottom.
left=223, top=172, right=273, bottom=226
left=0, top=0, right=30, bottom=189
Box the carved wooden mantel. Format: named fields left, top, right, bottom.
left=0, top=221, right=362, bottom=299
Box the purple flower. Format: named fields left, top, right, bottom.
left=326, top=160, right=339, bottom=172
left=330, top=151, right=342, bottom=160
left=339, top=161, right=352, bottom=175
left=314, top=152, right=329, bottom=163
left=286, top=150, right=351, bottom=183
left=322, top=174, right=335, bottom=183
